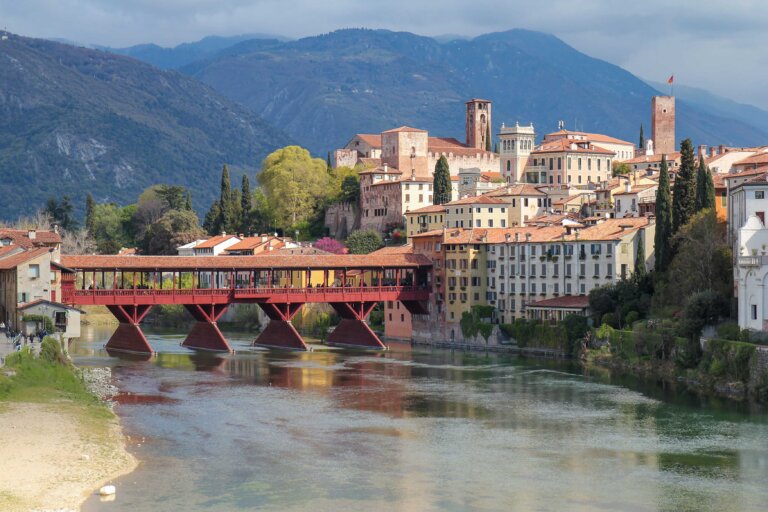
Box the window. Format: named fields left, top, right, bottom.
left=607, top=263, right=613, bottom=276
left=594, top=263, right=600, bottom=276
left=28, top=264, right=40, bottom=279
left=753, top=304, right=758, bottom=320
left=756, top=191, right=765, bottom=199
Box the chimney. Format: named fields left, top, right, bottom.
left=221, top=231, right=226, bottom=236
left=238, top=233, right=244, bottom=238
left=619, top=224, right=633, bottom=231
left=719, top=144, right=725, bottom=155
left=505, top=233, right=511, bottom=242
left=711, top=147, right=717, bottom=158
left=53, top=224, right=59, bottom=234
left=698, top=145, right=707, bottom=158
left=624, top=181, right=631, bottom=193
left=383, top=163, right=388, bottom=173
left=525, top=232, right=531, bottom=242
left=514, top=233, right=520, bottom=242
left=28, top=229, right=36, bottom=240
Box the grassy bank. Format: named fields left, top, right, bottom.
left=0, top=338, right=136, bottom=511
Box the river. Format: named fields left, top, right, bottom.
left=73, top=325, right=768, bottom=512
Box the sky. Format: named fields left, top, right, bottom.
left=3, top=0, right=768, bottom=109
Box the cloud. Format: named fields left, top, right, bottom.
left=2, top=0, right=767, bottom=108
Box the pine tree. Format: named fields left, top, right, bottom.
left=217, top=165, right=234, bottom=233
left=654, top=155, right=673, bottom=273
left=694, top=157, right=716, bottom=211
left=672, top=138, right=697, bottom=233
left=433, top=155, right=451, bottom=205
left=240, top=175, right=252, bottom=233
left=634, top=229, right=646, bottom=277
left=485, top=124, right=492, bottom=152
left=85, top=193, right=96, bottom=232
left=639, top=124, right=645, bottom=150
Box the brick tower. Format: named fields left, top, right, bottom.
left=651, top=96, right=675, bottom=155
left=466, top=99, right=492, bottom=150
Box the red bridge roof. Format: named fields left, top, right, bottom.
left=61, top=253, right=432, bottom=271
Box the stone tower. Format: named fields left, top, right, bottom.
left=652, top=96, right=675, bottom=156
left=466, top=99, right=492, bottom=150
left=380, top=126, right=429, bottom=177
left=498, top=122, right=536, bottom=184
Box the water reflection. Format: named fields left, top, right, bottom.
left=73, top=326, right=768, bottom=512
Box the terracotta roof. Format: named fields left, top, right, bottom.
left=624, top=152, right=681, bottom=164
left=742, top=172, right=768, bottom=185
left=18, top=299, right=85, bottom=313
left=734, top=152, right=768, bottom=167
left=526, top=295, right=590, bottom=309
left=353, top=134, right=382, bottom=147
left=428, top=136, right=467, bottom=150
left=117, top=248, right=137, bottom=255
left=561, top=217, right=650, bottom=241
left=382, top=126, right=428, bottom=133
left=545, top=130, right=634, bottom=146
left=370, top=245, right=414, bottom=255
left=466, top=98, right=492, bottom=103
left=613, top=184, right=657, bottom=196
left=60, top=253, right=432, bottom=271
left=723, top=167, right=768, bottom=180
left=225, top=236, right=285, bottom=251
left=484, top=184, right=546, bottom=197
left=359, top=166, right=402, bottom=175
left=195, top=235, right=239, bottom=249
left=0, top=229, right=61, bottom=249
left=412, top=227, right=566, bottom=244
left=371, top=176, right=431, bottom=186
left=533, top=138, right=614, bottom=155
left=276, top=247, right=334, bottom=255
left=480, top=172, right=503, bottom=181
left=0, top=247, right=53, bottom=270
left=446, top=195, right=507, bottom=206
left=407, top=204, right=447, bottom=214
left=0, top=246, right=20, bottom=257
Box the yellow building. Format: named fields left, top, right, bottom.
left=444, top=195, right=509, bottom=229
left=405, top=204, right=446, bottom=240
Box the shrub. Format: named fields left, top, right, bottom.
left=717, top=322, right=741, bottom=341
left=601, top=313, right=619, bottom=328
left=624, top=311, right=640, bottom=327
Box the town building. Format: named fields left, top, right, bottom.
left=188, top=234, right=241, bottom=256
left=735, top=213, right=768, bottom=333
left=484, top=184, right=549, bottom=226
left=727, top=171, right=768, bottom=244
left=404, top=204, right=446, bottom=240
left=224, top=235, right=294, bottom=255
left=613, top=183, right=658, bottom=218
left=456, top=168, right=505, bottom=198
left=444, top=196, right=509, bottom=229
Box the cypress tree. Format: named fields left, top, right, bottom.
left=433, top=155, right=451, bottom=205
left=654, top=155, right=673, bottom=273
left=326, top=151, right=333, bottom=172
left=694, top=157, right=716, bottom=211
left=639, top=124, right=645, bottom=150
left=217, top=165, right=234, bottom=233
left=635, top=229, right=646, bottom=277
left=241, top=175, right=252, bottom=233
left=493, top=142, right=498, bottom=153
left=672, top=138, right=697, bottom=233
left=485, top=124, right=492, bottom=152
left=184, top=191, right=193, bottom=211
left=85, top=193, right=96, bottom=232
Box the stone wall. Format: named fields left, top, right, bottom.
left=325, top=202, right=359, bottom=239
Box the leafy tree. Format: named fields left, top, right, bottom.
left=132, top=186, right=167, bottom=240
left=665, top=209, right=732, bottom=308
left=314, top=237, right=346, bottom=254
left=346, top=229, right=383, bottom=254
left=677, top=290, right=728, bottom=367
left=485, top=124, right=492, bottom=152
left=85, top=193, right=96, bottom=232
left=340, top=175, right=360, bottom=204
left=45, top=196, right=78, bottom=231
left=639, top=123, right=645, bottom=150
left=672, top=138, right=697, bottom=233
left=695, top=157, right=715, bottom=211
left=90, top=203, right=135, bottom=254
left=156, top=185, right=193, bottom=211
left=654, top=155, right=674, bottom=272
left=433, top=155, right=451, bottom=205
left=612, top=162, right=631, bottom=177
left=258, top=146, right=332, bottom=230
left=142, top=209, right=205, bottom=255
left=60, top=228, right=96, bottom=255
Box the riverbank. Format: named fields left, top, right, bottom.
left=0, top=402, right=137, bottom=511
left=0, top=341, right=137, bottom=511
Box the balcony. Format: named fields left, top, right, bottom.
left=739, top=256, right=765, bottom=267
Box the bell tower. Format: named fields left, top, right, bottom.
left=466, top=99, right=492, bottom=150
left=499, top=122, right=535, bottom=184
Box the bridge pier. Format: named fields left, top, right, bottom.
left=327, top=302, right=385, bottom=349
left=105, top=304, right=154, bottom=354
left=253, top=303, right=307, bottom=350
left=182, top=304, right=232, bottom=352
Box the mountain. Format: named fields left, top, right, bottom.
left=177, top=28, right=768, bottom=154
left=102, top=34, right=291, bottom=70
left=0, top=33, right=291, bottom=220
left=647, top=80, right=768, bottom=138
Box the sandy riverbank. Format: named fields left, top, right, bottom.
left=0, top=402, right=137, bottom=512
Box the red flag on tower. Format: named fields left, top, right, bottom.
left=667, top=75, right=674, bottom=84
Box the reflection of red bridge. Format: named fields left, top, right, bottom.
left=60, top=254, right=432, bottom=354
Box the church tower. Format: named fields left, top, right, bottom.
left=499, top=122, right=535, bottom=184
left=466, top=99, right=492, bottom=150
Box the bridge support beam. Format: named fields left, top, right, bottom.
left=182, top=304, right=232, bottom=352
left=105, top=305, right=154, bottom=354
left=327, top=302, right=385, bottom=349
left=253, top=303, right=307, bottom=351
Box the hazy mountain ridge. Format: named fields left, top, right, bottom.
left=175, top=28, right=768, bottom=154
left=0, top=34, right=292, bottom=219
